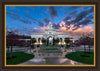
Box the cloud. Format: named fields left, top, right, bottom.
left=89, top=7, right=94, bottom=13
left=78, top=19, right=92, bottom=25
left=24, top=10, right=29, bottom=13
left=73, top=11, right=89, bottom=23
left=19, top=19, right=32, bottom=24
left=38, top=21, right=44, bottom=27
left=62, top=16, right=73, bottom=26
left=48, top=6, right=59, bottom=19
left=72, top=14, right=93, bottom=29
left=56, top=22, right=93, bottom=38
left=61, top=7, right=66, bottom=10
left=68, top=6, right=80, bottom=10
left=43, top=18, right=50, bottom=26
left=69, top=10, right=78, bottom=17
left=30, top=26, right=49, bottom=34
left=9, top=6, right=20, bottom=11
left=83, top=6, right=90, bottom=9
left=65, top=7, right=94, bottom=29
left=73, top=7, right=94, bottom=23
left=53, top=22, right=60, bottom=29
left=86, top=15, right=94, bottom=19
left=63, top=16, right=71, bottom=22
left=25, top=15, right=37, bottom=21
left=51, top=6, right=94, bottom=31
left=6, top=12, right=20, bottom=19
left=7, top=12, right=32, bottom=24
left=25, top=15, right=44, bottom=27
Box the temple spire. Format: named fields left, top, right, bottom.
left=49, top=21, right=52, bottom=29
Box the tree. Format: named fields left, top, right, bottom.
left=74, top=40, right=80, bottom=47
left=31, top=38, right=36, bottom=48
left=7, top=31, right=17, bottom=58
left=86, top=37, right=94, bottom=53
left=79, top=34, right=94, bottom=53
left=64, top=38, right=71, bottom=48
left=41, top=38, right=47, bottom=45
left=47, top=37, right=49, bottom=46
left=31, top=38, right=36, bottom=44
left=54, top=38, right=60, bottom=45
left=79, top=36, right=87, bottom=53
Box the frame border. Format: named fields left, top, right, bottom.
left=4, top=4, right=96, bottom=67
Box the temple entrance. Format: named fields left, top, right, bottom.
left=60, top=38, right=62, bottom=45
left=38, top=38, right=41, bottom=45
left=47, top=36, right=53, bottom=45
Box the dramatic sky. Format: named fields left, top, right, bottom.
left=6, top=6, right=94, bottom=38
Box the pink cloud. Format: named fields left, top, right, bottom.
left=32, top=21, right=94, bottom=39
left=56, top=21, right=94, bottom=38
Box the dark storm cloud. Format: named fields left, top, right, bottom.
left=25, top=15, right=44, bottom=27
left=72, top=25, right=80, bottom=31
left=72, top=17, right=92, bottom=31
left=61, top=7, right=66, bottom=10
left=72, top=7, right=94, bottom=25
left=86, top=15, right=94, bottom=19
left=68, top=6, right=80, bottom=10
left=66, top=26, right=70, bottom=30
left=38, top=21, right=44, bottom=27
left=53, top=23, right=60, bottom=29
left=72, top=7, right=94, bottom=23
left=83, top=6, right=89, bottom=9
left=89, top=7, right=94, bottom=13
left=10, top=16, right=18, bottom=20
left=78, top=19, right=92, bottom=25
left=25, top=15, right=38, bottom=21
left=7, top=12, right=32, bottom=24
left=62, top=7, right=94, bottom=31
left=63, top=16, right=71, bottom=22
left=63, top=16, right=72, bottom=25
left=73, top=10, right=89, bottom=23
left=69, top=10, right=78, bottom=17
left=48, top=7, right=58, bottom=19
left=6, top=12, right=20, bottom=18
left=43, top=18, right=50, bottom=26
left=72, top=18, right=92, bottom=31
left=19, top=19, right=32, bottom=24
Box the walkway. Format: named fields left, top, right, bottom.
left=7, top=46, right=93, bottom=65
left=18, top=57, right=86, bottom=65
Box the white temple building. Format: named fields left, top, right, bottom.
left=31, top=21, right=77, bottom=45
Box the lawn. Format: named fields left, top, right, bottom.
left=6, top=52, right=34, bottom=65
left=41, top=45, right=60, bottom=50
left=41, top=45, right=60, bottom=48
left=65, top=51, right=94, bottom=64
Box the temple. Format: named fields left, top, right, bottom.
left=31, top=21, right=77, bottom=45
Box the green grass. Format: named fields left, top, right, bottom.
left=41, top=47, right=59, bottom=50
left=6, top=52, right=34, bottom=65
left=41, top=45, right=60, bottom=48
left=41, top=45, right=60, bottom=50
left=65, top=51, right=94, bottom=64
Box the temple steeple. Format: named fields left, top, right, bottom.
left=49, top=21, right=52, bottom=29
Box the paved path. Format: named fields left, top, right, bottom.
left=18, top=57, right=87, bottom=65
left=7, top=46, right=93, bottom=65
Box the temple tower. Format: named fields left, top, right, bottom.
left=49, top=21, right=52, bottom=29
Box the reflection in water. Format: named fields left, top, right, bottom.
left=19, top=57, right=86, bottom=65
left=70, top=60, right=76, bottom=65
left=58, top=58, right=68, bottom=64
left=30, top=57, right=83, bottom=65
left=30, top=57, right=45, bottom=63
